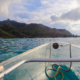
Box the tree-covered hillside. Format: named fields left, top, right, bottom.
left=0, top=19, right=73, bottom=38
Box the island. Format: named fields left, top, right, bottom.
left=0, top=19, right=74, bottom=38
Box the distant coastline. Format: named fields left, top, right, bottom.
left=0, top=19, right=77, bottom=38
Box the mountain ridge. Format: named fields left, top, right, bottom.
left=0, top=19, right=74, bottom=38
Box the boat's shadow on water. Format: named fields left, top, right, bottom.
left=45, top=65, right=79, bottom=80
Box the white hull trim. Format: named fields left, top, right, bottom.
left=0, top=58, right=80, bottom=79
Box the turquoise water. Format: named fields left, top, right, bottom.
left=0, top=38, right=80, bottom=80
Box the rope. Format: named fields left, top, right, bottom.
left=45, top=43, right=73, bottom=80
left=45, top=64, right=64, bottom=80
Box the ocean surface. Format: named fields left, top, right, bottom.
left=0, top=38, right=80, bottom=80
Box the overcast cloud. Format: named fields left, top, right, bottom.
left=51, top=0, right=80, bottom=21
left=0, top=0, right=80, bottom=34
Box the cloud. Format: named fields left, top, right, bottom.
left=51, top=0, right=80, bottom=22
left=51, top=8, right=80, bottom=21
left=0, top=15, right=7, bottom=21
left=15, top=0, right=77, bottom=25
left=50, top=0, right=80, bottom=34
left=61, top=8, right=80, bottom=21
left=50, top=21, right=80, bottom=34
left=51, top=16, right=60, bottom=21
left=0, top=0, right=80, bottom=34
left=69, top=24, right=80, bottom=34
left=77, top=0, right=80, bottom=6
left=0, top=0, right=76, bottom=23
left=0, top=0, right=22, bottom=17
left=51, top=22, right=69, bottom=29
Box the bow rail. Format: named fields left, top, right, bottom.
left=0, top=58, right=80, bottom=79
left=1, top=42, right=80, bottom=79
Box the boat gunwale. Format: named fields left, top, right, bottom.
left=1, top=43, right=50, bottom=65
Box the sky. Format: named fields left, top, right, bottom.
left=0, top=0, right=80, bottom=34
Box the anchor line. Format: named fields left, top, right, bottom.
left=45, top=64, right=64, bottom=80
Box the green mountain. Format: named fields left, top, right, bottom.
left=0, top=19, right=73, bottom=38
